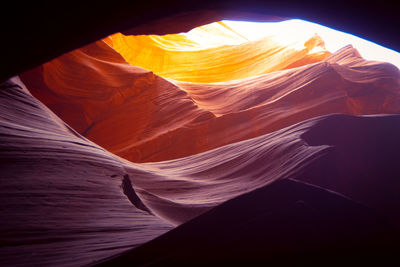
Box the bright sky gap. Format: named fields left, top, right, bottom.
left=182, top=19, right=400, bottom=70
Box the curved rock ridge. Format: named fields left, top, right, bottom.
left=20, top=40, right=400, bottom=163
left=20, top=40, right=215, bottom=161
left=0, top=77, right=173, bottom=266
left=1, top=5, right=400, bottom=266
left=108, top=21, right=250, bottom=51
left=4, top=59, right=400, bottom=265
left=99, top=178, right=399, bottom=266
left=120, top=114, right=400, bottom=228
left=4, top=77, right=400, bottom=226
left=3, top=76, right=400, bottom=266
left=176, top=45, right=400, bottom=116
left=105, top=21, right=330, bottom=83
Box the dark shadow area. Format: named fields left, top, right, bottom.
left=98, top=178, right=399, bottom=266
left=122, top=174, right=153, bottom=215
left=299, top=114, right=400, bottom=225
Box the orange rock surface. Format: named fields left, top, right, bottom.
left=5, top=75, right=400, bottom=265
left=105, top=21, right=331, bottom=83
left=20, top=28, right=400, bottom=163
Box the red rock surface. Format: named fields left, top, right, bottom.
left=20, top=36, right=400, bottom=163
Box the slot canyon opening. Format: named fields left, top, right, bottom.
left=19, top=18, right=400, bottom=163
left=2, top=4, right=400, bottom=266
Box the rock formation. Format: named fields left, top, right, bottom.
left=2, top=18, right=400, bottom=266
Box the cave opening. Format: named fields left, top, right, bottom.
left=2, top=4, right=400, bottom=266
left=105, top=18, right=400, bottom=81
left=18, top=17, right=400, bottom=163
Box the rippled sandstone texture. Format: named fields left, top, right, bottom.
left=104, top=21, right=330, bottom=82
left=3, top=78, right=400, bottom=265
left=20, top=25, right=400, bottom=163
left=0, top=77, right=173, bottom=266
left=17, top=21, right=400, bottom=226
left=2, top=19, right=400, bottom=266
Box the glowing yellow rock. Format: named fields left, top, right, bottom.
left=105, top=21, right=330, bottom=83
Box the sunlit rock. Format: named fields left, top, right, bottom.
left=3, top=18, right=400, bottom=266
left=20, top=36, right=400, bottom=162
left=106, top=21, right=331, bottom=82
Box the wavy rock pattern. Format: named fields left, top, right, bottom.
left=3, top=21, right=400, bottom=266
left=106, top=21, right=330, bottom=83
left=20, top=39, right=400, bottom=163
left=0, top=77, right=172, bottom=266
